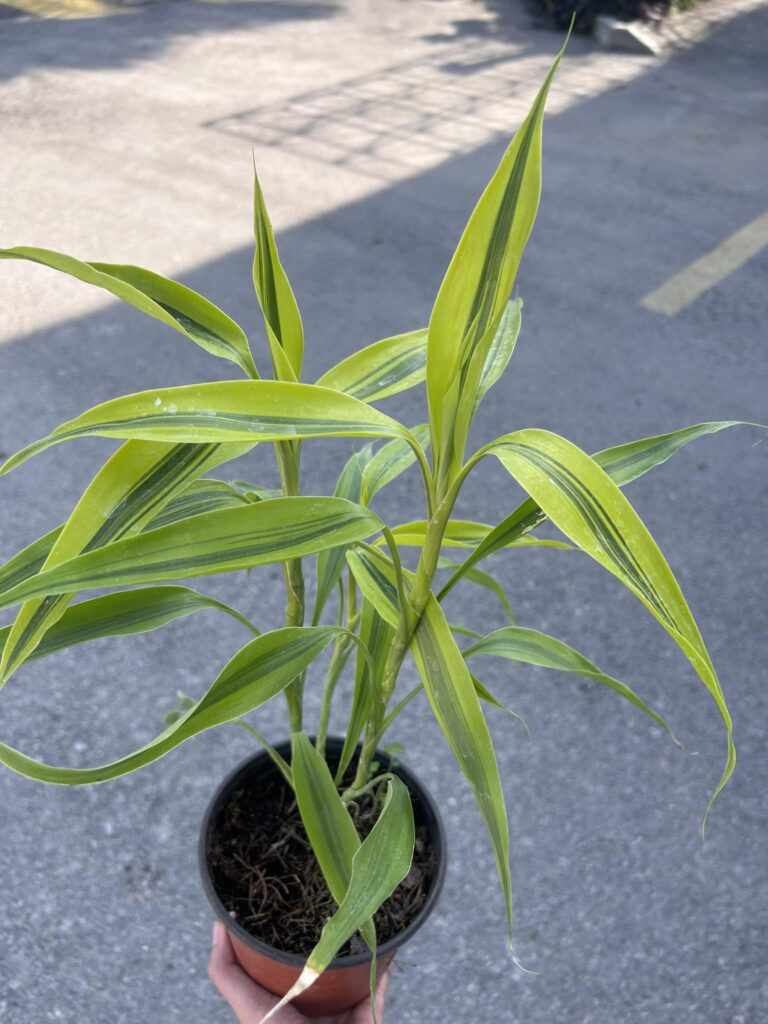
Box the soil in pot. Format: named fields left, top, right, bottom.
left=206, top=754, right=438, bottom=957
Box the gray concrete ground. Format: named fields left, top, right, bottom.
left=1, top=1, right=766, bottom=1021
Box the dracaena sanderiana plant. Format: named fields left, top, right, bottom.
left=0, top=42, right=759, bottom=1014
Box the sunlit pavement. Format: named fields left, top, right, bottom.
left=1, top=2, right=766, bottom=1022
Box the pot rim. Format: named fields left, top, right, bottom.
left=198, top=737, right=447, bottom=970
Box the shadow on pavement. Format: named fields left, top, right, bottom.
left=0, top=0, right=339, bottom=82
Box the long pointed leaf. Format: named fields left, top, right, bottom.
left=464, top=626, right=675, bottom=738
left=252, top=172, right=303, bottom=380
left=1, top=441, right=248, bottom=681
left=0, top=586, right=256, bottom=667
left=0, top=248, right=257, bottom=377
left=361, top=425, right=430, bottom=505
left=410, top=592, right=513, bottom=941
left=0, top=498, right=382, bottom=613
left=486, top=428, right=733, bottom=820
left=0, top=381, right=411, bottom=476
left=316, top=329, right=427, bottom=403
left=0, top=626, right=341, bottom=784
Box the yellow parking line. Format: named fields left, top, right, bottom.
left=640, top=209, right=768, bottom=316
left=1, top=0, right=118, bottom=18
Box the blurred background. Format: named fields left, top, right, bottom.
left=1, top=1, right=766, bottom=1021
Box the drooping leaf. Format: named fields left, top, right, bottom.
left=252, top=172, right=304, bottom=380
left=259, top=777, right=414, bottom=1021
left=439, top=420, right=760, bottom=601
left=291, top=733, right=376, bottom=949
left=360, top=425, right=430, bottom=504
left=410, top=591, right=513, bottom=940
left=0, top=441, right=248, bottom=681
left=313, top=446, right=373, bottom=625
left=484, top=428, right=733, bottom=821
left=437, top=557, right=514, bottom=624
left=387, top=519, right=570, bottom=552
left=464, top=626, right=675, bottom=738
left=0, top=586, right=256, bottom=669
left=0, top=498, right=382, bottom=612
left=0, top=381, right=412, bottom=476
left=0, top=626, right=342, bottom=784
left=0, top=527, right=63, bottom=599
left=426, top=41, right=566, bottom=487
left=316, top=329, right=427, bottom=403
left=0, top=248, right=258, bottom=377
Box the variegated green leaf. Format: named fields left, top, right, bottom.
left=464, top=626, right=675, bottom=738
left=252, top=172, right=304, bottom=380
left=387, top=518, right=570, bottom=552
left=1, top=441, right=248, bottom=682
left=410, top=593, right=513, bottom=940
left=437, top=557, right=514, bottom=624
left=0, top=527, right=62, bottom=599
left=485, top=428, right=732, bottom=820
left=262, top=776, right=413, bottom=1021
left=360, top=425, right=430, bottom=504
left=439, top=420, right=759, bottom=601
left=291, top=732, right=376, bottom=948
left=0, top=586, right=256, bottom=667
left=0, top=626, right=341, bottom=785
left=316, top=329, right=427, bottom=403
left=146, top=478, right=251, bottom=529
left=0, top=498, right=382, bottom=613
left=473, top=298, right=522, bottom=417
left=345, top=547, right=400, bottom=629
left=0, top=382, right=411, bottom=476
left=0, top=248, right=257, bottom=377
left=313, top=446, right=373, bottom=626
left=427, top=42, right=566, bottom=487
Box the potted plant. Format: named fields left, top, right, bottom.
left=0, top=41, right=758, bottom=1021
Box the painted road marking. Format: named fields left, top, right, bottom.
left=640, top=209, right=768, bottom=316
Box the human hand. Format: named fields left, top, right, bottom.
left=209, top=921, right=390, bottom=1024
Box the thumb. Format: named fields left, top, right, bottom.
left=208, top=921, right=281, bottom=1023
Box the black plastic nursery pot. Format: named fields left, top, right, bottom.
left=199, top=737, right=447, bottom=1018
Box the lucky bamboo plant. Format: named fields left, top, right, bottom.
left=0, top=42, right=757, bottom=1016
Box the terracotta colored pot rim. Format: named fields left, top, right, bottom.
left=198, top=737, right=447, bottom=969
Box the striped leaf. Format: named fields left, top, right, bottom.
left=0, top=586, right=257, bottom=667
left=0, top=480, right=251, bottom=603
left=472, top=299, right=522, bottom=417
left=438, top=420, right=758, bottom=601
left=464, top=626, right=675, bottom=738
left=261, top=777, right=414, bottom=1021
left=0, top=527, right=63, bottom=599
left=427, top=41, right=566, bottom=486
left=360, top=425, right=430, bottom=504
left=316, top=329, right=427, bottom=403
left=336, top=598, right=393, bottom=783
left=0, top=626, right=341, bottom=785
left=410, top=593, right=513, bottom=940
left=252, top=172, right=303, bottom=380
left=146, top=478, right=251, bottom=529
left=1, top=441, right=247, bottom=682
left=487, top=428, right=732, bottom=820
left=291, top=733, right=376, bottom=948
left=345, top=547, right=400, bottom=629
left=0, top=248, right=257, bottom=378
left=0, top=381, right=410, bottom=476
left=313, top=446, right=373, bottom=626
left=437, top=557, right=514, bottom=624
left=387, top=518, right=570, bottom=552
left=0, top=498, right=382, bottom=613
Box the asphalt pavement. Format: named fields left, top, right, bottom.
left=0, top=1, right=766, bottom=1022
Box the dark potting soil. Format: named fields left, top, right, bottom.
left=207, top=762, right=437, bottom=957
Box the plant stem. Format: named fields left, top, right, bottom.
left=316, top=573, right=357, bottom=756
left=277, top=440, right=305, bottom=732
